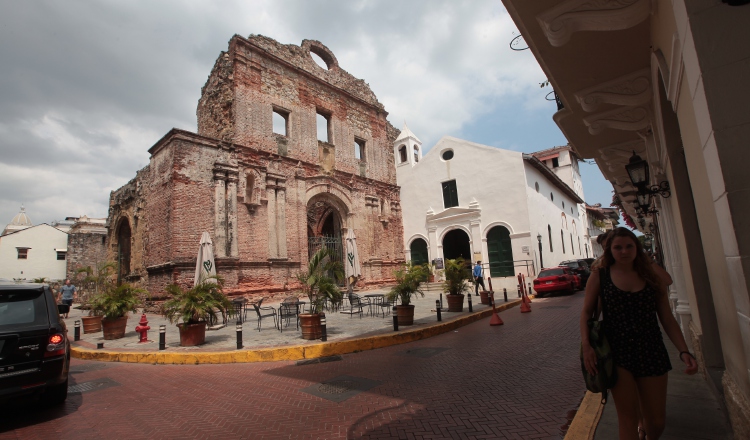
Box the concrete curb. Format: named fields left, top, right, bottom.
left=71, top=297, right=526, bottom=364
left=564, top=391, right=604, bottom=440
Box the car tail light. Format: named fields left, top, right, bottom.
left=45, top=333, right=66, bottom=357
left=557, top=276, right=567, bottom=281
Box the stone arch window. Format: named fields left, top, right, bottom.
left=413, top=146, right=419, bottom=163
left=398, top=145, right=407, bottom=163
left=245, top=171, right=255, bottom=203
left=116, top=218, right=132, bottom=283
left=316, top=110, right=331, bottom=143
left=272, top=107, right=289, bottom=136
left=548, top=224, right=553, bottom=252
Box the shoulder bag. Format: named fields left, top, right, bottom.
left=580, top=268, right=618, bottom=404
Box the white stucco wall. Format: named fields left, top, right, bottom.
left=0, top=224, right=68, bottom=281
left=397, top=136, right=586, bottom=291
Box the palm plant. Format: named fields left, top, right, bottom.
left=443, top=258, right=471, bottom=296
left=92, top=283, right=147, bottom=320
left=388, top=263, right=429, bottom=306
left=77, top=262, right=117, bottom=313
left=162, top=278, right=233, bottom=325
left=298, top=247, right=344, bottom=314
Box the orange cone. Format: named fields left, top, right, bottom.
left=489, top=292, right=504, bottom=326
left=521, top=274, right=531, bottom=303
left=521, top=295, right=532, bottom=313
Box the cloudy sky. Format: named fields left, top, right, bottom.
left=0, top=0, right=612, bottom=227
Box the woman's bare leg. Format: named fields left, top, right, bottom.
left=611, top=366, right=640, bottom=440
left=636, top=374, right=668, bottom=439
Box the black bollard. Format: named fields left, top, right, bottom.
left=74, top=320, right=81, bottom=341
left=392, top=306, right=398, bottom=331
left=321, top=315, right=327, bottom=341
left=467, top=293, right=473, bottom=312
left=159, top=325, right=166, bottom=350
left=503, top=288, right=508, bottom=302
left=236, top=321, right=243, bottom=350
left=518, top=286, right=522, bottom=298
left=436, top=300, right=442, bottom=322
left=528, top=282, right=533, bottom=296
left=439, top=293, right=443, bottom=309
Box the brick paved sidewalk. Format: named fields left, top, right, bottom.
left=1, top=293, right=586, bottom=440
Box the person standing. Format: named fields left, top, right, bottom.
left=473, top=261, right=485, bottom=296
left=57, top=279, right=77, bottom=319
left=580, top=228, right=697, bottom=439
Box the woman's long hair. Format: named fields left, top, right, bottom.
left=597, top=227, right=661, bottom=291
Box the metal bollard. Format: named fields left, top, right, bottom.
left=436, top=300, right=442, bottom=322
left=321, top=315, right=327, bottom=341
left=528, top=282, right=533, bottom=296
left=503, top=288, right=508, bottom=302
left=159, top=325, right=166, bottom=350
left=518, top=286, right=522, bottom=298
left=74, top=320, right=81, bottom=341
left=467, top=293, right=473, bottom=312
left=236, top=321, right=243, bottom=350
left=392, top=306, right=398, bottom=331
left=439, top=293, right=443, bottom=309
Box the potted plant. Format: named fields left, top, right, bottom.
left=387, top=263, right=429, bottom=325
left=93, top=282, right=147, bottom=340
left=443, top=258, right=471, bottom=312
left=297, top=247, right=343, bottom=340
left=162, top=278, right=232, bottom=346
left=77, top=263, right=116, bottom=334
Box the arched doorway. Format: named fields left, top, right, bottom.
left=487, top=226, right=513, bottom=277
left=116, top=219, right=131, bottom=284
left=410, top=238, right=428, bottom=266
left=307, top=196, right=345, bottom=273
left=442, top=229, right=471, bottom=262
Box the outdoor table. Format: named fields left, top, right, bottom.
left=278, top=301, right=306, bottom=331
left=363, top=294, right=384, bottom=317
left=231, top=298, right=248, bottom=323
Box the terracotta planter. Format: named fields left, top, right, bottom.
left=446, top=294, right=465, bottom=312
left=81, top=315, right=103, bottom=334
left=479, top=290, right=491, bottom=305
left=299, top=313, right=322, bottom=340
left=101, top=316, right=128, bottom=340
left=178, top=322, right=207, bottom=346
left=396, top=305, right=415, bottom=326
left=428, top=275, right=435, bottom=283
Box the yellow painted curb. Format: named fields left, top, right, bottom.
left=71, top=298, right=526, bottom=365
left=564, top=391, right=604, bottom=440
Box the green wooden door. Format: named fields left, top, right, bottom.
left=487, top=226, right=513, bottom=277
left=410, top=239, right=429, bottom=266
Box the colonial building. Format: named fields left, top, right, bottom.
left=0, top=223, right=68, bottom=281
left=585, top=203, right=619, bottom=258
left=396, top=132, right=586, bottom=291
left=107, top=35, right=404, bottom=296
left=502, top=0, right=750, bottom=433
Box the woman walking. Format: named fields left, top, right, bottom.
left=580, top=228, right=697, bottom=439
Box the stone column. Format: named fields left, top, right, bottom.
left=469, top=219, right=482, bottom=262
left=226, top=173, right=239, bottom=257
left=659, top=200, right=693, bottom=349
left=214, top=171, right=227, bottom=258
left=267, top=177, right=278, bottom=259
left=276, top=186, right=287, bottom=258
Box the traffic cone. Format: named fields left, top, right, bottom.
left=489, top=292, right=504, bottom=326
left=521, top=274, right=531, bottom=303
left=520, top=294, right=532, bottom=313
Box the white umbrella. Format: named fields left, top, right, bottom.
left=194, top=232, right=217, bottom=285
left=345, top=228, right=361, bottom=282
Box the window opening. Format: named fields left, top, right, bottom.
left=57, top=251, right=66, bottom=261
left=442, top=180, right=459, bottom=208
left=552, top=157, right=559, bottom=168
left=414, top=146, right=419, bottom=163
left=561, top=230, right=566, bottom=253
left=548, top=225, right=553, bottom=252
left=17, top=248, right=29, bottom=259
left=272, top=108, right=289, bottom=136
left=535, top=182, right=539, bottom=192
left=101, top=236, right=106, bottom=245
left=355, top=138, right=365, bottom=161
left=570, top=233, right=575, bottom=255
left=441, top=150, right=454, bottom=161
left=550, top=192, right=554, bottom=201
left=310, top=51, right=329, bottom=70
left=399, top=145, right=407, bottom=163
left=562, top=200, right=565, bottom=209
left=316, top=112, right=330, bottom=143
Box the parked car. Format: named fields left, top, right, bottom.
left=0, top=282, right=70, bottom=405
left=533, top=267, right=578, bottom=297
left=559, top=259, right=592, bottom=288
left=583, top=258, right=596, bottom=268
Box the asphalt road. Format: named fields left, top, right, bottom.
left=1, top=292, right=586, bottom=440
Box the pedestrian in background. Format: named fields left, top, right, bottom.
left=473, top=261, right=485, bottom=296
left=57, top=279, right=77, bottom=318
left=581, top=227, right=697, bottom=440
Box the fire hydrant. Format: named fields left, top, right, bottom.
left=135, top=313, right=150, bottom=343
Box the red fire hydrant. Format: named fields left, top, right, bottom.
left=135, top=313, right=150, bottom=343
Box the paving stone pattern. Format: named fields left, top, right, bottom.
left=0, top=293, right=586, bottom=440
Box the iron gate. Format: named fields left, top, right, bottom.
left=308, top=236, right=344, bottom=266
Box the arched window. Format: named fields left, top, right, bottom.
left=245, top=171, right=255, bottom=203
left=398, top=145, right=407, bottom=163
left=561, top=229, right=566, bottom=254
left=414, top=146, right=419, bottom=163
left=116, top=219, right=132, bottom=284
left=570, top=233, right=575, bottom=255
left=548, top=225, right=553, bottom=252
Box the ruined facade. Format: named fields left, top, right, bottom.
left=108, top=35, right=404, bottom=296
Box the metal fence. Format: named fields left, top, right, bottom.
left=308, top=236, right=343, bottom=264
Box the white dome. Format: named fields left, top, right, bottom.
left=2, top=206, right=32, bottom=235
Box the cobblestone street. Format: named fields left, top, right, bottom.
left=1, top=293, right=585, bottom=440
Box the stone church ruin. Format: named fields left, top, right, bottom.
left=107, top=34, right=405, bottom=296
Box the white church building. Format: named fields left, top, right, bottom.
left=395, top=125, right=587, bottom=290
left=0, top=207, right=69, bottom=281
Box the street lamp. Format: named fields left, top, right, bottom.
left=537, top=233, right=544, bottom=270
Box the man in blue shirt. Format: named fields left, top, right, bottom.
left=473, top=261, right=485, bottom=296
left=57, top=279, right=77, bottom=318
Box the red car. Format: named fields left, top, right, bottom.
left=533, top=267, right=578, bottom=297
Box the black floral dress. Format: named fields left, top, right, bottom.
left=600, top=268, right=672, bottom=377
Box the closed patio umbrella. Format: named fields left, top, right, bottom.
left=194, top=232, right=217, bottom=285
left=345, top=228, right=361, bottom=283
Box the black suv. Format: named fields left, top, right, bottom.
left=0, top=282, right=70, bottom=405
left=559, top=259, right=592, bottom=288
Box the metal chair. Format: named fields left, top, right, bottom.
left=252, top=298, right=277, bottom=332
left=278, top=297, right=302, bottom=332
left=339, top=293, right=364, bottom=318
